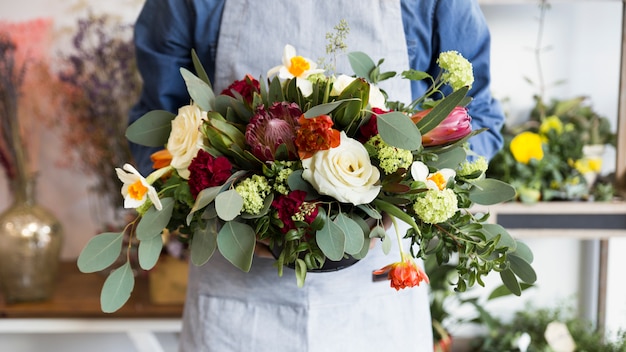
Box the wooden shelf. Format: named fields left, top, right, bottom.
left=473, top=201, right=626, bottom=239
left=0, top=261, right=183, bottom=319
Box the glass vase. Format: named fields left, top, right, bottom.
left=0, top=178, right=63, bottom=303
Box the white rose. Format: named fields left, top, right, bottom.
left=330, top=74, right=387, bottom=110
left=167, top=104, right=206, bottom=179
left=302, top=131, right=381, bottom=205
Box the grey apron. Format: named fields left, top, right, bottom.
left=179, top=1, right=433, bottom=351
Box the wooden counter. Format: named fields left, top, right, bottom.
left=0, top=261, right=183, bottom=319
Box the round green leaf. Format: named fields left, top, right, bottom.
left=509, top=254, right=537, bottom=284
left=469, top=178, right=516, bottom=205
left=512, top=240, right=534, bottom=264
left=125, top=110, right=176, bottom=147
left=377, top=112, right=422, bottom=151
left=215, top=189, right=243, bottom=221
left=191, top=219, right=218, bottom=266
left=316, top=220, right=346, bottom=261
left=100, top=262, right=135, bottom=313
left=138, top=235, right=163, bottom=270
left=334, top=213, right=364, bottom=255
left=217, top=221, right=255, bottom=272
left=136, top=197, right=175, bottom=241
left=77, top=232, right=124, bottom=273
left=480, top=223, right=517, bottom=251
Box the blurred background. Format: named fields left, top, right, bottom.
left=0, top=0, right=625, bottom=351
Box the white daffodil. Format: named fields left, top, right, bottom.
left=267, top=44, right=324, bottom=97
left=115, top=163, right=163, bottom=211
left=410, top=161, right=456, bottom=191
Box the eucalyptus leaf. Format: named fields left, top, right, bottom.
left=377, top=111, right=422, bottom=151
left=480, top=223, right=517, bottom=251
left=100, top=262, right=135, bottom=313
left=427, top=147, right=467, bottom=170
left=334, top=213, right=364, bottom=255
left=469, top=178, right=517, bottom=205
left=180, top=67, right=215, bottom=111
left=126, top=110, right=176, bottom=147
left=316, top=220, right=346, bottom=261
left=215, top=189, right=244, bottom=221
left=357, top=205, right=382, bottom=220
left=77, top=232, right=124, bottom=273
left=499, top=268, right=521, bottom=296
left=136, top=197, right=175, bottom=241
left=186, top=185, right=222, bottom=225
left=138, top=235, right=163, bottom=270
left=287, top=169, right=318, bottom=200
left=402, top=69, right=430, bottom=81
left=512, top=240, right=534, bottom=264
left=217, top=221, right=256, bottom=272
left=191, top=218, right=218, bottom=266
left=348, top=51, right=376, bottom=80
left=509, top=254, right=537, bottom=284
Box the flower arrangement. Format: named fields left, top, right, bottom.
left=78, top=33, right=534, bottom=312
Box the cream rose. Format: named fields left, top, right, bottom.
left=330, top=74, right=387, bottom=110
left=167, top=104, right=206, bottom=179
left=301, top=131, right=381, bottom=205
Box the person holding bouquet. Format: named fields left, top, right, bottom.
left=128, top=0, right=505, bottom=351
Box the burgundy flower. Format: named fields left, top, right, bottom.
left=188, top=150, right=233, bottom=198
left=272, top=190, right=318, bottom=233
left=358, top=107, right=388, bottom=142
left=220, top=74, right=260, bottom=105
left=246, top=102, right=302, bottom=162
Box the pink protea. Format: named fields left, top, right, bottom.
left=246, top=102, right=302, bottom=162
left=411, top=106, right=472, bottom=147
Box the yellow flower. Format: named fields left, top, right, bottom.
left=267, top=45, right=325, bottom=96
left=574, top=158, right=603, bottom=174
left=115, top=163, right=162, bottom=211
left=510, top=131, right=544, bottom=164
left=539, top=115, right=563, bottom=135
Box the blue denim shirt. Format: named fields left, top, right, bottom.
left=130, top=0, right=504, bottom=175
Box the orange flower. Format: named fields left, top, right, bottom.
left=150, top=149, right=173, bottom=169
left=373, top=256, right=429, bottom=290
left=295, top=114, right=340, bottom=159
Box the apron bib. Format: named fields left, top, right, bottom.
left=180, top=1, right=432, bottom=351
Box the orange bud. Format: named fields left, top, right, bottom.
left=150, top=149, right=173, bottom=169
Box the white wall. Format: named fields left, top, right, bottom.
left=0, top=0, right=625, bottom=347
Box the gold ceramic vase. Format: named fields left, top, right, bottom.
left=0, top=178, right=63, bottom=303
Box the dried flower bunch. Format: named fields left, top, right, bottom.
left=57, top=13, right=142, bottom=212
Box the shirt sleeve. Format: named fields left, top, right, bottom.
left=402, top=0, right=504, bottom=159
left=128, top=0, right=224, bottom=175
left=432, top=0, right=505, bottom=161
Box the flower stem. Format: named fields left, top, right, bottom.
left=390, top=216, right=406, bottom=261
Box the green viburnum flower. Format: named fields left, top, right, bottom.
left=366, top=135, right=413, bottom=174
left=413, top=188, right=458, bottom=224
left=437, top=50, right=474, bottom=90
left=271, top=161, right=295, bottom=195
left=235, top=174, right=271, bottom=214
left=457, top=156, right=488, bottom=180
